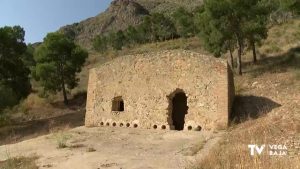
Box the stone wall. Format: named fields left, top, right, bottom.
left=85, top=50, right=234, bottom=131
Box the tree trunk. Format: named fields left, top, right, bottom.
left=237, top=40, right=243, bottom=75
left=60, top=62, right=68, bottom=105
left=252, top=41, right=257, bottom=63
left=62, top=79, right=68, bottom=105
left=228, top=49, right=234, bottom=69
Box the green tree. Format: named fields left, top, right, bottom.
left=125, top=26, right=142, bottom=45
left=22, top=44, right=36, bottom=70
left=33, top=32, right=88, bottom=105
left=244, top=1, right=271, bottom=63
left=196, top=0, right=272, bottom=75
left=140, top=13, right=177, bottom=42
left=137, top=18, right=153, bottom=42
left=93, top=35, right=108, bottom=53
left=0, top=26, right=31, bottom=105
left=107, top=31, right=126, bottom=50
left=278, top=0, right=300, bottom=14
left=195, top=3, right=236, bottom=67
left=172, top=7, right=196, bottom=38
left=0, top=85, right=19, bottom=111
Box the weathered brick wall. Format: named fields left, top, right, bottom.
left=85, top=50, right=234, bottom=131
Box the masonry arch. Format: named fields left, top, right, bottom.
left=167, top=89, right=188, bottom=130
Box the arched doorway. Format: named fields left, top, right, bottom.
left=168, top=90, right=188, bottom=130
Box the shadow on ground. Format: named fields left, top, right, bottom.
left=0, top=111, right=85, bottom=146
left=244, top=46, right=300, bottom=75
left=230, top=95, right=281, bottom=124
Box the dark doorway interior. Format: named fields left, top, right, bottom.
left=119, top=100, right=124, bottom=111
left=112, top=96, right=124, bottom=111
left=171, top=92, right=188, bottom=130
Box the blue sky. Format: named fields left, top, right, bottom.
left=0, top=0, right=112, bottom=43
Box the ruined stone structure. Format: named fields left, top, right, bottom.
left=85, top=50, right=235, bottom=131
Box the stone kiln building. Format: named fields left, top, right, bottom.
left=85, top=50, right=235, bottom=131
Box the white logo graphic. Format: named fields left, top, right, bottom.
left=248, top=144, right=288, bottom=156
left=248, top=144, right=265, bottom=155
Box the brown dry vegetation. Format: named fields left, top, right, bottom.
left=193, top=19, right=300, bottom=169
left=0, top=156, right=38, bottom=169
left=195, top=71, right=300, bottom=169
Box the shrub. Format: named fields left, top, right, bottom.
left=0, top=85, right=19, bottom=112
left=53, top=132, right=72, bottom=149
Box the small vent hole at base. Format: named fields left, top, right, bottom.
left=195, top=126, right=202, bottom=131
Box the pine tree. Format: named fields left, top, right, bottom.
left=172, top=7, right=196, bottom=38
left=0, top=26, right=31, bottom=104
left=33, top=32, right=88, bottom=105
left=196, top=0, right=272, bottom=75
left=93, top=35, right=108, bottom=53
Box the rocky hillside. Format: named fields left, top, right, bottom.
left=59, top=0, right=203, bottom=48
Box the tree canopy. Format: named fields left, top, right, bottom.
left=93, top=35, right=108, bottom=53
left=196, top=0, right=272, bottom=75
left=93, top=13, right=177, bottom=52
left=172, top=7, right=196, bottom=38
left=33, top=32, right=88, bottom=104
left=0, top=26, right=31, bottom=110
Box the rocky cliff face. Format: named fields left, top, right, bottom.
left=59, top=0, right=203, bottom=48
left=60, top=0, right=149, bottom=48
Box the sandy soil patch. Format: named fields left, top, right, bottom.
left=0, top=127, right=220, bottom=169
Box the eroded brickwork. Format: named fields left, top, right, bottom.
left=85, top=50, right=234, bottom=131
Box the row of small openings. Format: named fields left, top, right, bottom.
left=99, top=122, right=202, bottom=131
left=152, top=125, right=167, bottom=130
left=187, top=125, right=202, bottom=131
left=100, top=122, right=138, bottom=128
left=152, top=124, right=202, bottom=131
left=112, top=96, right=124, bottom=111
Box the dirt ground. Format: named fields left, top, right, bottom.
left=0, top=111, right=85, bottom=146
left=0, top=127, right=221, bottom=169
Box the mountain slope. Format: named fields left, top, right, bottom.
left=136, top=0, right=203, bottom=14
left=59, top=0, right=203, bottom=48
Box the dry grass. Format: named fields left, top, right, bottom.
left=11, top=94, right=50, bottom=115
left=2, top=88, right=86, bottom=125
left=179, top=138, right=207, bottom=156
left=194, top=116, right=300, bottom=169
left=120, top=37, right=207, bottom=56
left=0, top=156, right=38, bottom=169
left=260, top=19, right=300, bottom=55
